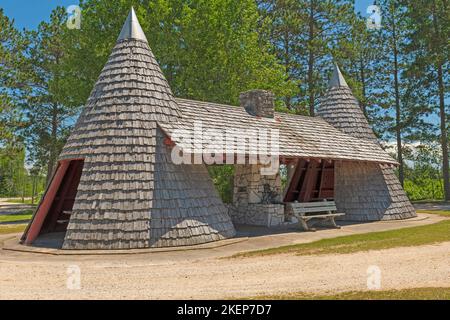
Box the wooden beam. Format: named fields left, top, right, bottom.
left=284, top=159, right=307, bottom=202
left=299, top=160, right=319, bottom=202
left=47, top=161, right=78, bottom=232
left=24, top=161, right=70, bottom=245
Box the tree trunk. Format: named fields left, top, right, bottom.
left=430, top=0, right=450, bottom=200
left=283, top=29, right=292, bottom=110
left=307, top=0, right=315, bottom=116
left=31, top=174, right=36, bottom=205
left=437, top=64, right=450, bottom=200
left=359, top=58, right=368, bottom=117
left=392, top=11, right=404, bottom=187
left=46, top=104, right=59, bottom=184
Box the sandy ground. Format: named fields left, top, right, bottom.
left=0, top=199, right=449, bottom=299
left=0, top=241, right=449, bottom=299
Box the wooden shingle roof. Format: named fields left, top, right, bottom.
left=59, top=8, right=235, bottom=250
left=158, top=98, right=398, bottom=165
left=317, top=64, right=416, bottom=221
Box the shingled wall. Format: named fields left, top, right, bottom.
left=57, top=15, right=236, bottom=249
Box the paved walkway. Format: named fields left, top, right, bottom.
left=0, top=199, right=35, bottom=216
left=414, top=201, right=450, bottom=211
left=1, top=212, right=446, bottom=262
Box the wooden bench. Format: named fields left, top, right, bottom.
left=285, top=201, right=345, bottom=232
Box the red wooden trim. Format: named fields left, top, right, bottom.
left=299, top=160, right=319, bottom=202
left=47, top=161, right=78, bottom=231
left=24, top=161, right=71, bottom=245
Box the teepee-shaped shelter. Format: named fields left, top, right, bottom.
left=22, top=8, right=236, bottom=249
left=317, top=64, right=416, bottom=221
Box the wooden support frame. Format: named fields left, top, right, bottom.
left=284, top=158, right=336, bottom=203
left=23, top=161, right=70, bottom=245
left=46, top=162, right=79, bottom=232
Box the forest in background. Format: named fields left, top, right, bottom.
left=0, top=0, right=448, bottom=202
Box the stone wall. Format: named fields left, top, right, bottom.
left=240, top=90, right=275, bottom=118
left=231, top=164, right=286, bottom=227
left=228, top=204, right=285, bottom=227
left=233, top=164, right=282, bottom=206
left=232, top=89, right=288, bottom=227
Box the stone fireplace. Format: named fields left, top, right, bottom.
left=228, top=90, right=286, bottom=227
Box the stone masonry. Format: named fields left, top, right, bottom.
left=240, top=90, right=275, bottom=118
left=230, top=164, right=285, bottom=227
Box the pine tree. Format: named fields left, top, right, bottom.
left=21, top=7, right=80, bottom=182
left=405, top=0, right=449, bottom=200
left=259, top=0, right=354, bottom=115
left=0, top=8, right=27, bottom=147
left=61, top=0, right=295, bottom=108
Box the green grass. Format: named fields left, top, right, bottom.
left=0, top=210, right=33, bottom=223
left=0, top=224, right=26, bottom=235
left=248, top=287, right=450, bottom=300
left=232, top=220, right=450, bottom=258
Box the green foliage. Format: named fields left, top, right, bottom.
left=62, top=0, right=295, bottom=107
left=21, top=7, right=81, bottom=182
left=207, top=165, right=235, bottom=203
left=403, top=142, right=444, bottom=201
left=0, top=146, right=46, bottom=198
left=404, top=178, right=444, bottom=201
left=0, top=1, right=447, bottom=201
left=258, top=0, right=355, bottom=115
left=0, top=8, right=27, bottom=146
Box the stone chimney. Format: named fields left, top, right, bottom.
left=240, top=90, right=275, bottom=118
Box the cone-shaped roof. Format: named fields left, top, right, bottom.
left=328, top=64, right=349, bottom=88
left=118, top=7, right=148, bottom=42
left=60, top=8, right=181, bottom=160
left=320, top=64, right=416, bottom=222
left=317, top=64, right=377, bottom=141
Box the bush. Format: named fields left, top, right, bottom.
left=404, top=178, right=444, bottom=201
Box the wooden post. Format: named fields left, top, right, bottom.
left=24, top=161, right=70, bottom=245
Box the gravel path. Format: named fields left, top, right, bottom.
left=0, top=199, right=35, bottom=216
left=1, top=241, right=449, bottom=299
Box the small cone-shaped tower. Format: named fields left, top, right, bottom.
left=24, top=8, right=235, bottom=249
left=317, top=64, right=416, bottom=221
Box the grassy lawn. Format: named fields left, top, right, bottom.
left=249, top=287, right=450, bottom=300
left=232, top=220, right=450, bottom=258
left=0, top=224, right=27, bottom=235
left=0, top=210, right=33, bottom=223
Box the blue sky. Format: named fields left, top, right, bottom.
left=1, top=0, right=75, bottom=30
left=1, top=0, right=376, bottom=30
